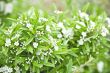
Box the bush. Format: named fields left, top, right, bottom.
left=0, top=7, right=110, bottom=73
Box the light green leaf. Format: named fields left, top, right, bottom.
left=66, top=59, right=73, bottom=73
left=33, top=61, right=43, bottom=68
left=25, top=64, right=29, bottom=71
left=53, top=49, right=68, bottom=54
left=16, top=48, right=23, bottom=55
left=2, top=47, right=8, bottom=56
left=24, top=37, right=34, bottom=46
left=27, top=46, right=33, bottom=54
left=44, top=62, right=55, bottom=67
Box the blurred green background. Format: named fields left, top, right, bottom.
left=0, top=0, right=110, bottom=26
left=0, top=0, right=110, bottom=16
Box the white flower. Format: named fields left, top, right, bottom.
left=57, top=34, right=62, bottom=38
left=62, top=28, right=74, bottom=39
left=97, top=61, right=104, bottom=73
left=26, top=23, right=33, bottom=30
left=101, top=26, right=109, bottom=36
left=38, top=17, right=48, bottom=22
left=48, top=35, right=59, bottom=50
left=106, top=17, right=110, bottom=27
left=14, top=41, right=19, bottom=46
left=58, top=22, right=64, bottom=28
left=26, top=23, right=31, bottom=28
left=5, top=38, right=11, bottom=47
left=88, top=21, right=96, bottom=29
left=0, top=65, right=13, bottom=73
left=43, top=52, right=48, bottom=56
left=48, top=35, right=54, bottom=43
left=5, top=3, right=13, bottom=14
left=33, top=42, right=38, bottom=48
left=41, top=55, right=44, bottom=60
left=54, top=10, right=63, bottom=14
left=46, top=25, right=51, bottom=32
left=77, top=39, right=84, bottom=45
left=6, top=29, right=13, bottom=35
left=79, top=10, right=89, bottom=21
left=54, top=45, right=59, bottom=51
left=81, top=32, right=87, bottom=37
left=76, top=25, right=81, bottom=29
left=66, top=28, right=74, bottom=38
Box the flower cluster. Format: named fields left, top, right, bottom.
left=0, top=65, right=13, bottom=73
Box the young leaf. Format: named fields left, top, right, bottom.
left=66, top=59, right=73, bottom=73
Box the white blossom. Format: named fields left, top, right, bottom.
left=97, top=61, right=104, bottom=73
left=38, top=17, right=48, bottom=22
left=77, top=39, right=84, bottom=45
left=5, top=3, right=13, bottom=14
left=81, top=32, right=87, bottom=37
left=14, top=41, right=19, bottom=46
left=5, top=29, right=13, bottom=35
left=43, top=52, right=48, bottom=56
left=48, top=35, right=59, bottom=50
left=26, top=23, right=33, bottom=30
left=26, top=23, right=31, bottom=28
left=33, top=42, right=38, bottom=48
left=62, top=28, right=74, bottom=39
left=41, top=55, right=44, bottom=60
left=54, top=10, right=63, bottom=14
left=46, top=25, right=51, bottom=32
left=57, top=34, right=62, bottom=39
left=79, top=10, right=89, bottom=21
left=101, top=26, right=109, bottom=36
left=0, top=65, right=13, bottom=73
left=88, top=20, right=96, bottom=29
left=5, top=38, right=11, bottom=47
left=76, top=25, right=81, bottom=29
left=54, top=45, right=59, bottom=51
left=58, top=22, right=64, bottom=29
left=48, top=35, right=54, bottom=43
left=106, top=17, right=110, bottom=27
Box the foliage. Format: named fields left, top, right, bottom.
left=0, top=1, right=110, bottom=73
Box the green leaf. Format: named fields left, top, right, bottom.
left=24, top=37, right=34, bottom=46
left=2, top=47, right=8, bottom=56
left=66, top=59, right=73, bottom=73
left=16, top=48, right=23, bottom=55
left=53, top=49, right=68, bottom=54
left=44, top=62, right=55, bottom=67
left=27, top=46, right=33, bottom=54
left=15, top=57, right=25, bottom=64
left=33, top=61, right=43, bottom=68
left=0, top=37, right=4, bottom=46
left=25, top=64, right=29, bottom=71
left=69, top=48, right=78, bottom=57
left=82, top=3, right=90, bottom=12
